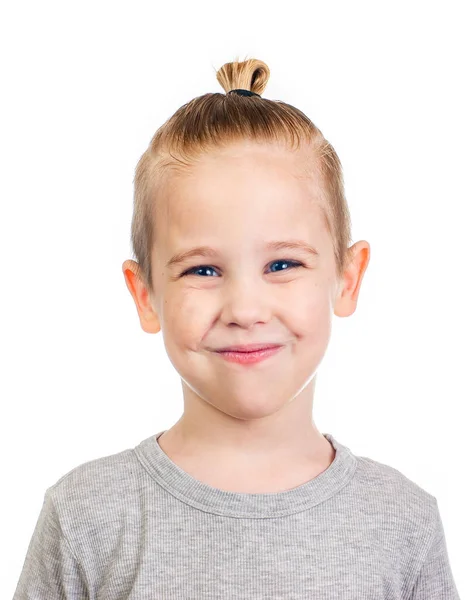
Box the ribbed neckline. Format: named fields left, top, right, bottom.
left=134, top=431, right=358, bottom=518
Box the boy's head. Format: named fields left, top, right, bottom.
left=122, top=57, right=369, bottom=422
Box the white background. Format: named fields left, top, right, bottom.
left=1, top=0, right=468, bottom=597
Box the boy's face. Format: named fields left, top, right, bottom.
left=124, top=140, right=369, bottom=421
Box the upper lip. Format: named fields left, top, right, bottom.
left=214, top=343, right=284, bottom=352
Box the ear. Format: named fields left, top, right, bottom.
left=122, top=259, right=161, bottom=334
left=334, top=241, right=371, bottom=318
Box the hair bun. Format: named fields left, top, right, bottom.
left=216, top=57, right=270, bottom=96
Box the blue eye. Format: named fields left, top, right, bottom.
left=180, top=260, right=304, bottom=278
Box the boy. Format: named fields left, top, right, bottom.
left=13, top=58, right=460, bottom=599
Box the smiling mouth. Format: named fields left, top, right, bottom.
left=213, top=345, right=284, bottom=365
left=214, top=343, right=284, bottom=353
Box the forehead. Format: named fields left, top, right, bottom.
left=157, top=141, right=328, bottom=244
left=177, top=140, right=319, bottom=187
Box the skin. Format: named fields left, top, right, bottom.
left=122, top=139, right=370, bottom=493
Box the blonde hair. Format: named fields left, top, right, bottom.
left=131, top=57, right=352, bottom=293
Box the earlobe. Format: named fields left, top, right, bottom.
left=122, top=259, right=161, bottom=334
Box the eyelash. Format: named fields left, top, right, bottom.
left=179, top=259, right=305, bottom=278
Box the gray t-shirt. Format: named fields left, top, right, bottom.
left=13, top=431, right=460, bottom=599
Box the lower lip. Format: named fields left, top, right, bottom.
left=215, top=346, right=283, bottom=364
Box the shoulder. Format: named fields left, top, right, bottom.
left=352, top=452, right=438, bottom=545
left=51, top=443, right=139, bottom=492
left=45, top=444, right=142, bottom=536
left=355, top=452, right=436, bottom=502
left=347, top=451, right=453, bottom=595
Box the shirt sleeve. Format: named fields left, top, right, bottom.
left=409, top=497, right=460, bottom=599
left=13, top=488, right=89, bottom=600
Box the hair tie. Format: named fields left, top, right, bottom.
left=228, top=89, right=261, bottom=98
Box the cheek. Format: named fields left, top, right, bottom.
left=289, top=286, right=332, bottom=337
left=162, top=290, right=208, bottom=341
left=290, top=291, right=333, bottom=371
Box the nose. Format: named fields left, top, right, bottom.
left=219, top=281, right=273, bottom=328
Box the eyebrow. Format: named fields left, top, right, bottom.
left=166, top=240, right=319, bottom=268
